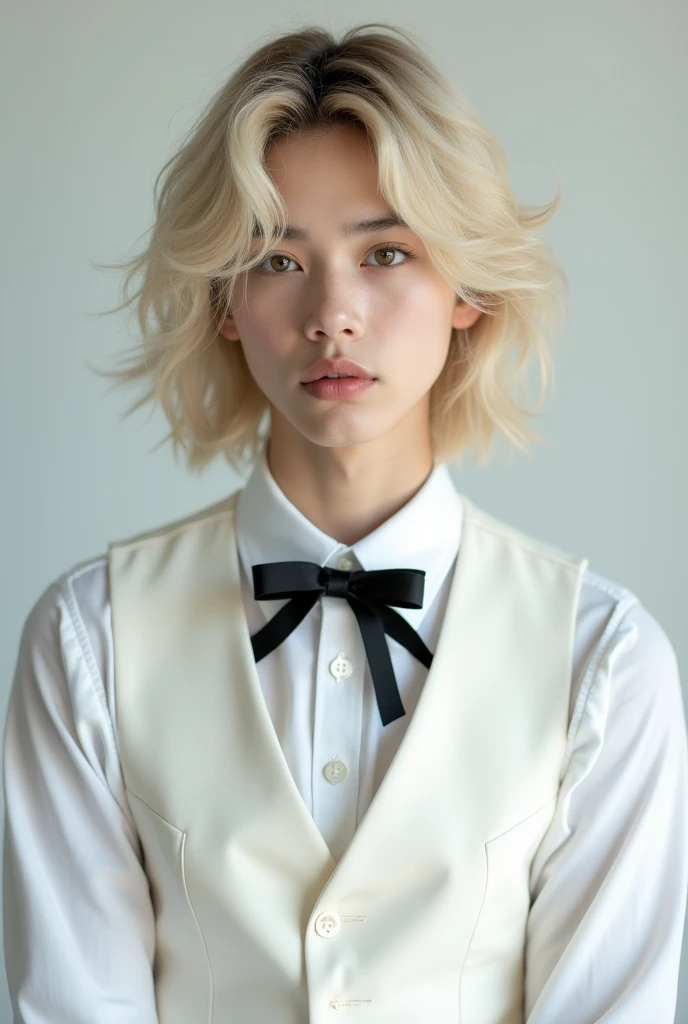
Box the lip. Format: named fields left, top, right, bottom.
left=301, top=377, right=377, bottom=400
left=301, top=357, right=376, bottom=383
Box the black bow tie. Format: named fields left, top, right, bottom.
left=249, top=561, right=434, bottom=727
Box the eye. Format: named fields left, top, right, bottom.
left=255, top=253, right=297, bottom=274
left=253, top=243, right=417, bottom=275
left=366, top=244, right=417, bottom=268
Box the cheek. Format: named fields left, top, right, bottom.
left=383, top=276, right=453, bottom=329
left=230, top=299, right=287, bottom=367
left=238, top=331, right=286, bottom=381
left=231, top=274, right=289, bottom=333
left=383, top=282, right=456, bottom=357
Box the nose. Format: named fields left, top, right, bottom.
left=299, top=256, right=368, bottom=339
left=302, top=291, right=364, bottom=342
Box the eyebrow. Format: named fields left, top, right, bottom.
left=252, top=215, right=410, bottom=241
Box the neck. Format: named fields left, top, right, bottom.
left=265, top=427, right=436, bottom=547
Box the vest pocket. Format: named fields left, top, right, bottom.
left=459, top=796, right=558, bottom=1024
left=125, top=788, right=213, bottom=1024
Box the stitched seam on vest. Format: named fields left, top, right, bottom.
left=124, top=784, right=185, bottom=829
left=484, top=794, right=558, bottom=844
left=179, top=831, right=214, bottom=1024
left=457, top=841, right=489, bottom=1023
left=124, top=787, right=215, bottom=1022
left=457, top=796, right=557, bottom=1020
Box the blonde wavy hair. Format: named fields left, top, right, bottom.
left=91, top=20, right=568, bottom=475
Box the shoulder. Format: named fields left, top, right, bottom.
left=459, top=495, right=681, bottom=722
left=564, top=563, right=684, bottom=778
left=16, top=554, right=110, bottom=690
left=576, top=565, right=678, bottom=695
left=15, top=488, right=245, bottom=705
left=18, top=551, right=105, bottom=653
left=460, top=495, right=586, bottom=575
left=7, top=554, right=112, bottom=749
left=108, top=491, right=241, bottom=555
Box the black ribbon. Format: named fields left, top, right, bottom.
left=249, top=561, right=433, bottom=727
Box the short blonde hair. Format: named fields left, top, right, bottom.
left=91, top=21, right=567, bottom=475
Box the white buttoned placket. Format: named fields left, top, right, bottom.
left=311, top=552, right=365, bottom=860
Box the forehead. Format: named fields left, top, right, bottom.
left=263, top=124, right=386, bottom=225
left=258, top=125, right=415, bottom=246
left=265, top=121, right=375, bottom=172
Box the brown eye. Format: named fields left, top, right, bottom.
left=366, top=244, right=416, bottom=269
left=267, top=254, right=292, bottom=273
left=373, top=248, right=396, bottom=266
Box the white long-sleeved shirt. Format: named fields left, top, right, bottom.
left=3, top=450, right=688, bottom=1023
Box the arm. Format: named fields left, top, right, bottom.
left=2, top=578, right=159, bottom=1023
left=524, top=598, right=688, bottom=1022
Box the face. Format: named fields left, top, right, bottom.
left=218, top=122, right=482, bottom=462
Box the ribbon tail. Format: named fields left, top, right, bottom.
left=348, top=597, right=406, bottom=727
left=375, top=604, right=434, bottom=670
left=250, top=594, right=320, bottom=662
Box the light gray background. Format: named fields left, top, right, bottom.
left=2, top=0, right=686, bottom=1019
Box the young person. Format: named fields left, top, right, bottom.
left=4, top=21, right=687, bottom=1024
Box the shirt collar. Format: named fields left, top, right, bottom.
left=235, top=447, right=464, bottom=626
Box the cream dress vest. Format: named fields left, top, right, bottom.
left=107, top=488, right=588, bottom=1023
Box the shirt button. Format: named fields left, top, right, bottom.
left=314, top=910, right=341, bottom=937
left=323, top=760, right=348, bottom=785
left=338, top=554, right=355, bottom=571
left=329, top=652, right=353, bottom=682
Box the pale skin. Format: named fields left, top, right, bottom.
left=218, top=122, right=482, bottom=546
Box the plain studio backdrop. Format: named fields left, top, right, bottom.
left=1, top=0, right=686, bottom=1020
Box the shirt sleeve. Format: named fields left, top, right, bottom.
left=524, top=596, right=688, bottom=1023
left=2, top=578, right=159, bottom=1023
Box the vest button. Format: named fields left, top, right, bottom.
left=323, top=760, right=348, bottom=785
left=314, top=910, right=341, bottom=937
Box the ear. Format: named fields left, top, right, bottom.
left=451, top=296, right=483, bottom=331
left=217, top=313, right=240, bottom=341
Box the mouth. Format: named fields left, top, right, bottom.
left=308, top=375, right=378, bottom=381
left=300, top=376, right=378, bottom=399
left=300, top=360, right=377, bottom=384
